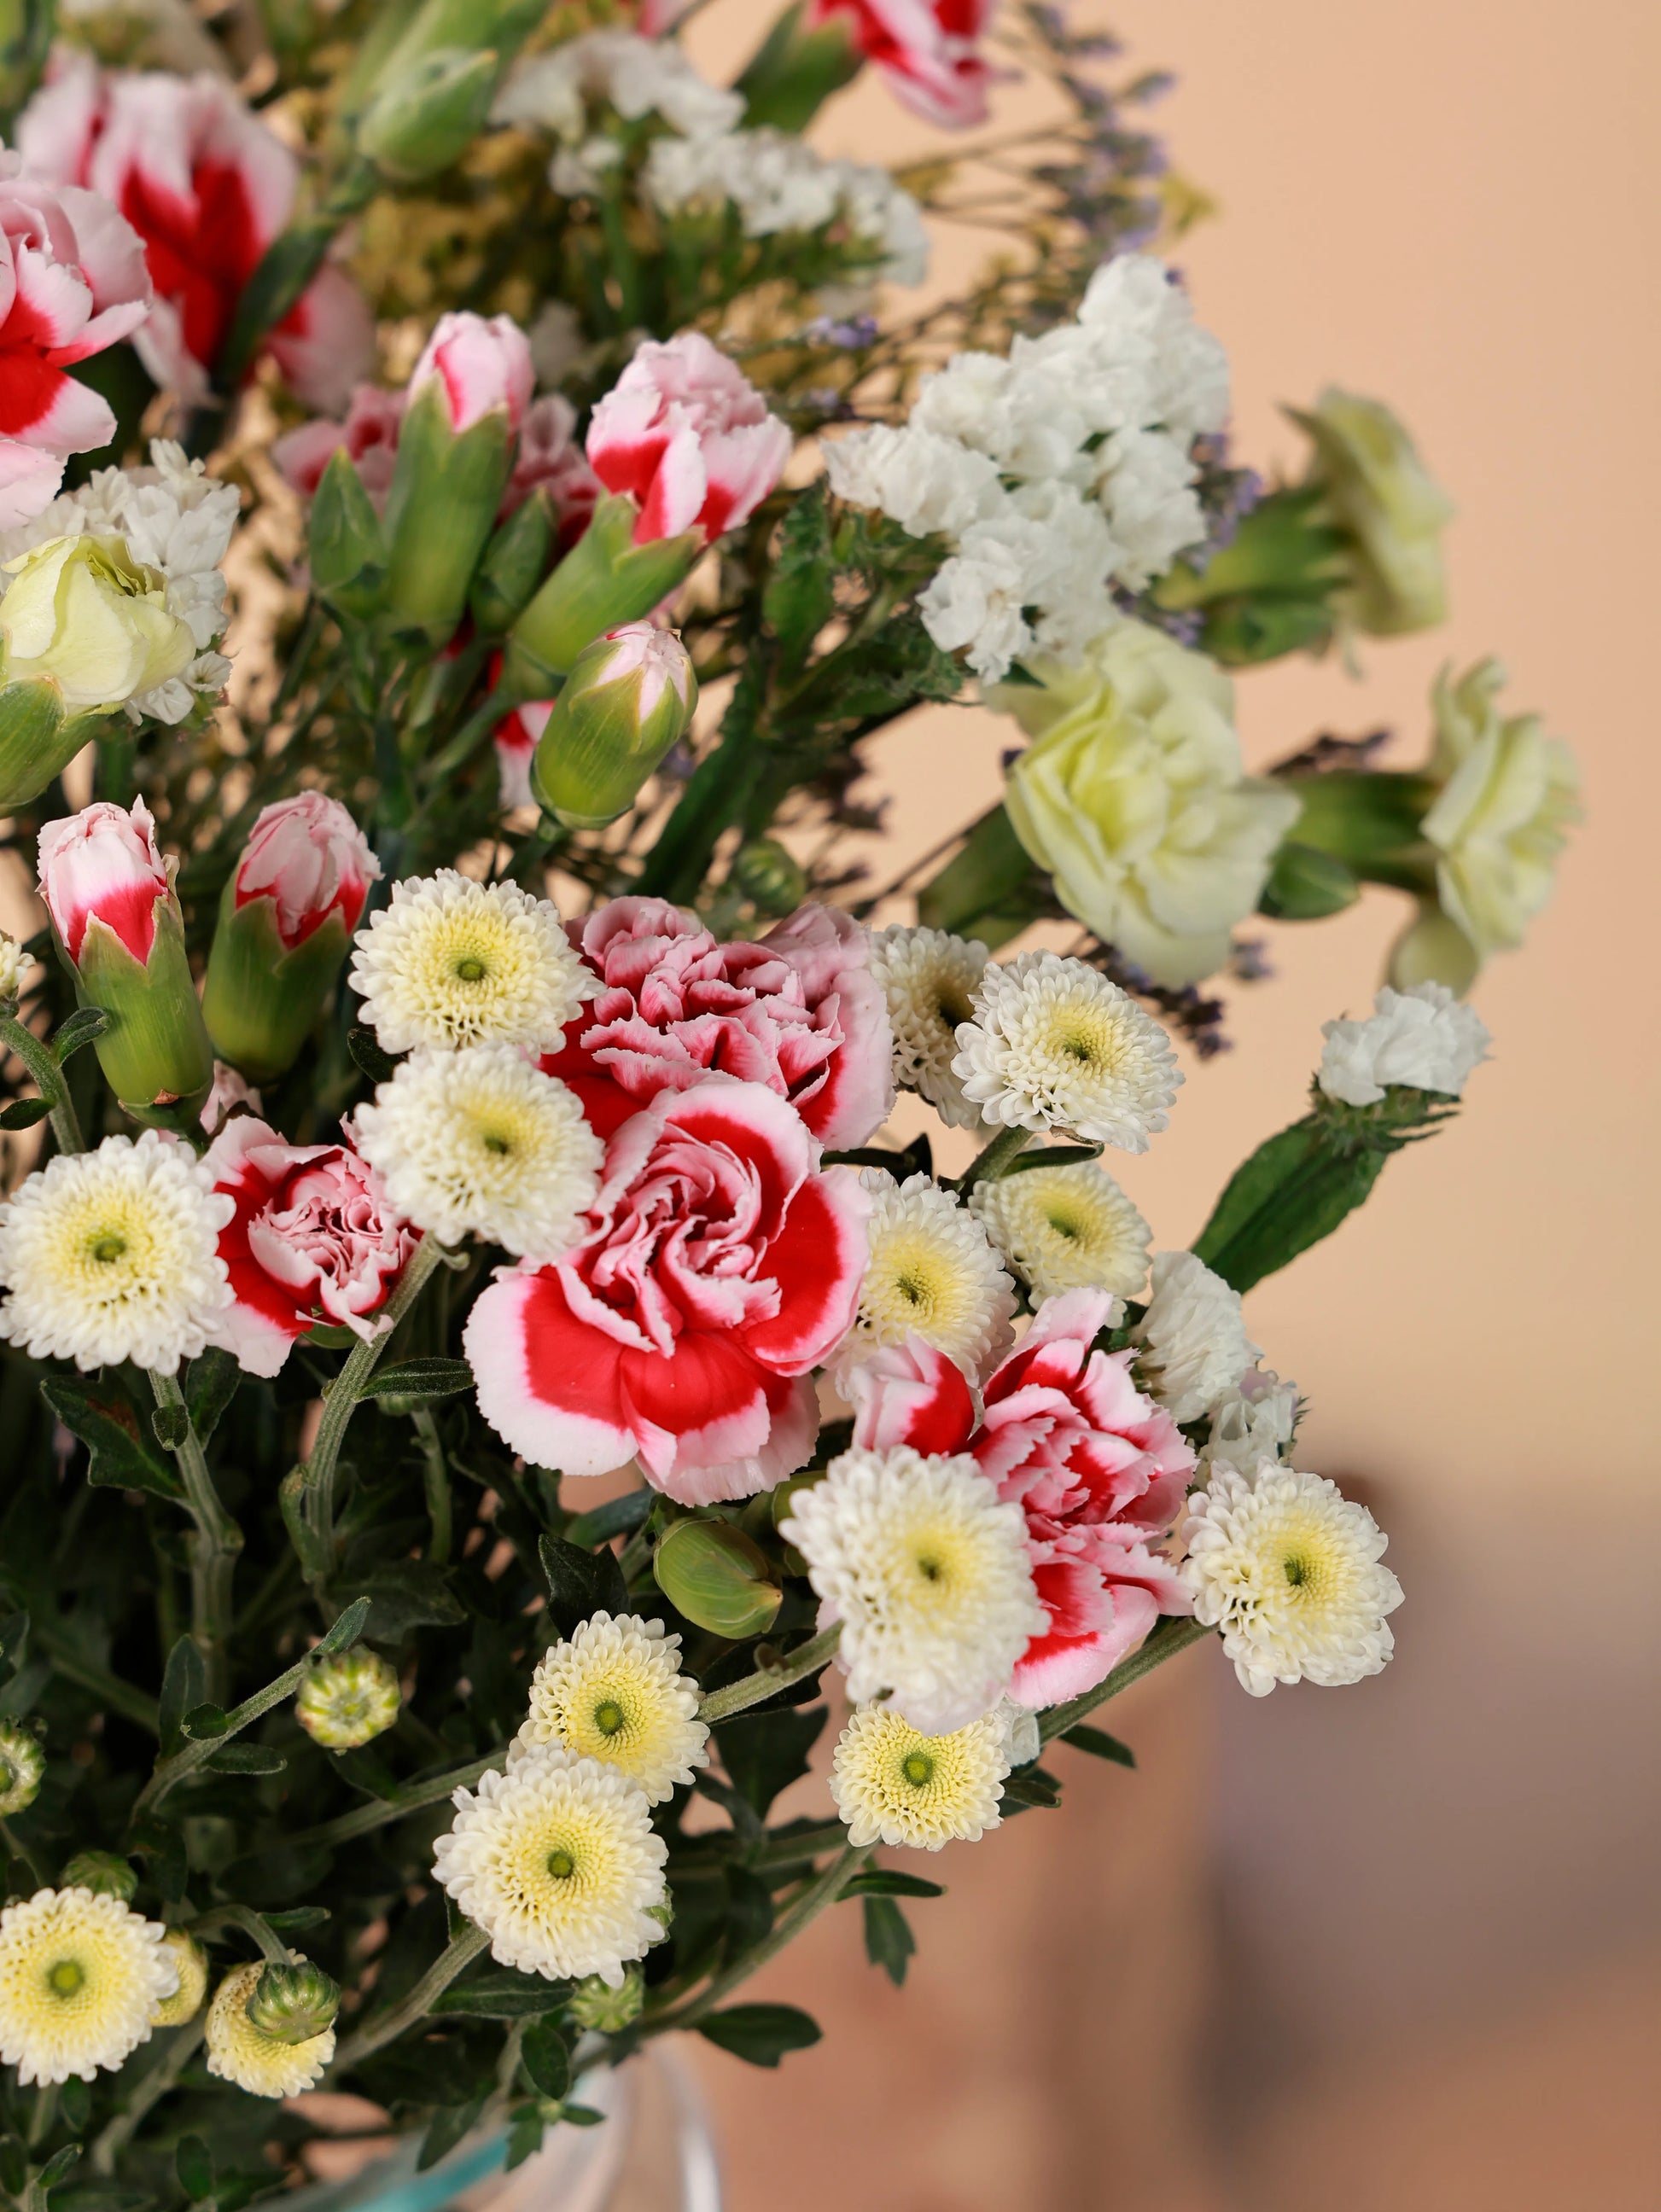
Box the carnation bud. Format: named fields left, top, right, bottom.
left=153, top=1929, right=209, bottom=2027
left=530, top=623, right=696, bottom=831
left=0, top=678, right=107, bottom=813
left=734, top=1, right=864, bottom=132
left=732, top=837, right=807, bottom=917
left=504, top=492, right=700, bottom=689
left=60, top=1850, right=138, bottom=1901
left=308, top=448, right=388, bottom=620
left=567, top=1965, right=644, bottom=2033
left=38, top=800, right=215, bottom=1126
left=0, top=1719, right=44, bottom=1816
left=652, top=1518, right=782, bottom=1639
left=294, top=1647, right=402, bottom=1750
left=471, top=488, right=554, bottom=635
left=358, top=45, right=499, bottom=182
left=202, top=795, right=382, bottom=1082
left=246, top=1957, right=341, bottom=2044
left=1257, top=840, right=1360, bottom=921
left=0, top=536, right=195, bottom=715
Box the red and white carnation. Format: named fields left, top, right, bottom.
left=231, top=792, right=380, bottom=949
left=203, top=1117, right=417, bottom=1377
left=273, top=384, right=405, bottom=507
left=541, top=896, right=893, bottom=1149
left=586, top=331, right=791, bottom=546
left=504, top=391, right=603, bottom=539
left=410, top=311, right=533, bottom=435
left=465, top=1078, right=870, bottom=1504
left=808, top=0, right=996, bottom=128
left=38, top=796, right=169, bottom=970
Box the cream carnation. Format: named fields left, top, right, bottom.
left=348, top=870, right=596, bottom=1055
left=780, top=1446, right=1046, bottom=1734
left=516, top=1613, right=708, bottom=1805
left=830, top=1703, right=1010, bottom=1850
left=870, top=925, right=991, bottom=1128
left=0, top=1132, right=232, bottom=1373
left=353, top=1047, right=602, bottom=1260
left=840, top=1171, right=1015, bottom=1377
left=1180, top=1463, right=1403, bottom=1696
left=204, top=1960, right=335, bottom=2097
left=970, top=1155, right=1151, bottom=1302
left=1318, top=981, right=1491, bottom=1108
left=1133, top=1250, right=1260, bottom=1426
left=953, top=952, right=1181, bottom=1153
left=0, top=1888, right=178, bottom=2086
left=434, top=1743, right=667, bottom=1987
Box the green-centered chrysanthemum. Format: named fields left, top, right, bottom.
left=0, top=1888, right=178, bottom=2085
left=294, top=1648, right=402, bottom=1750
left=842, top=1171, right=1014, bottom=1376
left=970, top=1154, right=1151, bottom=1301
left=204, top=1960, right=335, bottom=2098
left=517, top=1614, right=707, bottom=1805
left=831, top=1704, right=1011, bottom=1849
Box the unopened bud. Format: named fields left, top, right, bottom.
left=732, top=838, right=807, bottom=917
left=294, top=1648, right=402, bottom=1750
left=504, top=492, right=699, bottom=687
left=532, top=622, right=696, bottom=831
left=153, top=1929, right=209, bottom=2026
left=0, top=678, right=106, bottom=813
left=0, top=1720, right=44, bottom=1815
left=471, top=489, right=554, bottom=634
left=61, top=1851, right=137, bottom=1901
left=247, top=1957, right=341, bottom=2044
left=567, top=1966, right=644, bottom=2033
left=652, top=1518, right=781, bottom=1639
left=358, top=45, right=499, bottom=183
left=309, top=448, right=388, bottom=620
left=0, top=928, right=35, bottom=1008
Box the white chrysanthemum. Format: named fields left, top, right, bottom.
left=151, top=1930, right=208, bottom=2027
left=0, top=1132, right=232, bottom=1374
left=840, top=1171, right=1014, bottom=1377
left=516, top=1613, right=708, bottom=1805
left=294, top=1649, right=402, bottom=1750
left=1133, top=1250, right=1261, bottom=1426
left=830, top=1703, right=1010, bottom=1850
left=353, top=1047, right=602, bottom=1260
left=970, top=1155, right=1151, bottom=1301
left=780, top=1447, right=1045, bottom=1735
left=1198, top=1367, right=1300, bottom=1481
left=204, top=1961, right=335, bottom=2098
left=1318, top=981, right=1492, bottom=1108
left=1180, top=1464, right=1403, bottom=1697
left=434, top=1743, right=667, bottom=1988
left=0, top=1889, right=178, bottom=2086
left=349, top=870, right=596, bottom=1055
left=0, top=932, right=34, bottom=1003
left=953, top=952, right=1181, bottom=1153
left=870, top=926, right=990, bottom=1128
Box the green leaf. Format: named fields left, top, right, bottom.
left=0, top=1097, right=51, bottom=1130
left=354, top=1563, right=464, bottom=1641
left=842, top=1870, right=943, bottom=1900
left=696, top=2003, right=822, bottom=2068
left=58, top=2078, right=91, bottom=2132
left=263, top=1906, right=331, bottom=1934
left=41, top=1377, right=181, bottom=1502
left=175, top=2137, right=213, bottom=2203
left=52, top=1007, right=109, bottom=1062
left=347, top=1025, right=399, bottom=1085
left=362, top=1359, right=474, bottom=1402
left=181, top=1703, right=228, bottom=1739
left=1003, top=1143, right=1104, bottom=1174
left=184, top=1348, right=241, bottom=1444
left=862, top=1895, right=914, bottom=1988
left=520, top=2022, right=570, bottom=2101
left=503, top=2109, right=546, bottom=2172
left=433, top=1973, right=570, bottom=2019
left=1190, top=1116, right=1388, bottom=1293
left=0, top=2135, right=25, bottom=2197
left=562, top=1489, right=651, bottom=1549
left=36, top=2145, right=83, bottom=2191
left=150, top=1401, right=189, bottom=1451
left=539, top=1534, right=627, bottom=1640
left=1000, top=1766, right=1063, bottom=1810
left=722, top=1865, right=774, bottom=1961
left=1061, top=1724, right=1135, bottom=1767
left=207, top=1742, right=287, bottom=1775
left=0, top=1612, right=30, bottom=1678
left=714, top=1706, right=825, bottom=1818
left=318, top=1595, right=372, bottom=1656
left=763, top=482, right=834, bottom=667
left=557, top=2105, right=605, bottom=2128
left=158, top=1636, right=207, bottom=1755
left=417, top=2098, right=484, bottom=2173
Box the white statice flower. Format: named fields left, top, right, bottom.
left=1198, top=1367, right=1301, bottom=1480
left=0, top=1132, right=233, bottom=1374
left=353, top=1046, right=602, bottom=1260
left=516, top=1613, right=708, bottom=1805
left=644, top=129, right=928, bottom=288
left=494, top=33, right=742, bottom=179
left=839, top=1170, right=1015, bottom=1378
left=434, top=1743, right=667, bottom=1987
left=823, top=423, right=1002, bottom=540
left=1318, top=982, right=1492, bottom=1108
left=780, top=1446, right=1046, bottom=1734
left=0, top=931, right=34, bottom=1002
left=953, top=952, right=1181, bottom=1153
left=0, top=1889, right=178, bottom=2086
left=348, top=870, right=596, bottom=1056
left=204, top=1961, right=335, bottom=2098
left=1132, top=1249, right=1260, bottom=1426
left=871, top=924, right=991, bottom=1128
left=970, top=1154, right=1151, bottom=1302
left=1180, top=1463, right=1403, bottom=1697
left=916, top=532, right=1037, bottom=682
left=830, top=1703, right=1011, bottom=1850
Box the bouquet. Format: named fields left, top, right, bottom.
left=0, top=0, right=1576, bottom=2197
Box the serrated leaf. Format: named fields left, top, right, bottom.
left=696, top=2003, right=821, bottom=2068
left=158, top=1636, right=207, bottom=1755
left=184, top=1348, right=241, bottom=1444
left=318, top=1595, right=372, bottom=1656
left=520, top=2022, right=570, bottom=2101
left=41, top=1377, right=181, bottom=1501
left=347, top=1026, right=399, bottom=1085
left=362, top=1359, right=474, bottom=1402
left=861, top=1895, right=914, bottom=1988
left=562, top=1489, right=651, bottom=1549
left=538, top=1534, right=627, bottom=1640
left=1061, top=1724, right=1135, bottom=1767
left=175, top=2136, right=212, bottom=2203
left=0, top=1097, right=52, bottom=1130
left=842, top=1870, right=944, bottom=1900
left=52, top=1007, right=109, bottom=1062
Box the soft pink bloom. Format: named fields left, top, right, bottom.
left=272, top=382, right=405, bottom=507
left=465, top=1078, right=871, bottom=1503
left=540, top=896, right=893, bottom=1149
left=586, top=331, right=791, bottom=546
left=17, top=53, right=371, bottom=409
left=504, top=390, right=603, bottom=544
left=232, top=792, right=380, bottom=950
left=410, top=311, right=533, bottom=435
left=0, top=153, right=153, bottom=525
left=807, top=0, right=996, bottom=127
left=201, top=1061, right=262, bottom=1134
left=202, top=1116, right=418, bottom=1377
left=852, top=1289, right=1195, bottom=1706
left=38, top=797, right=170, bottom=969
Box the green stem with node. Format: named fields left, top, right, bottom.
left=1037, top=1615, right=1214, bottom=1743
left=273, top=1747, right=505, bottom=1856
left=149, top=1372, right=242, bottom=1706
left=330, top=1922, right=490, bottom=2072
left=1, top=1015, right=85, bottom=1155
left=412, top=1405, right=452, bottom=1565
left=638, top=1844, right=865, bottom=2036
left=696, top=1624, right=842, bottom=1723
left=955, top=1124, right=1033, bottom=1194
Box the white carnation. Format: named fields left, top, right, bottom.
left=1132, top=1249, right=1260, bottom=1426
left=1318, top=981, right=1491, bottom=1108
left=823, top=423, right=1002, bottom=538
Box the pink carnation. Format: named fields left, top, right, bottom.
left=410, top=311, right=533, bottom=435
left=540, top=896, right=893, bottom=1150
left=465, top=1079, right=870, bottom=1503
left=232, top=791, right=380, bottom=949
left=273, top=384, right=405, bottom=507
left=586, top=331, right=791, bottom=546
left=504, top=391, right=603, bottom=543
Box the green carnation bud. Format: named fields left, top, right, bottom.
left=309, top=448, right=388, bottom=620
left=731, top=838, right=807, bottom=917
left=735, top=2, right=864, bottom=132
left=531, top=621, right=696, bottom=831
left=471, top=489, right=554, bottom=635
left=246, top=1957, right=341, bottom=2044
left=358, top=46, right=499, bottom=183
left=652, top=1518, right=781, bottom=1639
left=504, top=493, right=699, bottom=688
left=60, top=1850, right=138, bottom=1901
left=0, top=1719, right=44, bottom=1816
left=0, top=678, right=106, bottom=813
left=567, top=1966, right=644, bottom=2033
left=294, top=1648, right=402, bottom=1750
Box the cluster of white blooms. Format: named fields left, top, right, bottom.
left=825, top=255, right=1230, bottom=679
left=839, top=1169, right=1015, bottom=1378
left=0, top=439, right=236, bottom=722
left=494, top=32, right=741, bottom=197
left=1133, top=1249, right=1260, bottom=1425
left=1318, top=981, right=1491, bottom=1108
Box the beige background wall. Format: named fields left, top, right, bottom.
left=679, top=0, right=1661, bottom=2203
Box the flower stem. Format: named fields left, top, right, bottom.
left=696, top=1624, right=842, bottom=1724
left=955, top=1124, right=1033, bottom=1193
left=89, top=2021, right=205, bottom=2175
left=275, top=1748, right=504, bottom=1856
left=1036, top=1615, right=1213, bottom=1744
left=330, top=1922, right=490, bottom=2072
left=1, top=1016, right=85, bottom=1155
left=412, top=1406, right=452, bottom=1566
left=638, top=1844, right=865, bottom=2037
left=149, top=1371, right=242, bottom=1705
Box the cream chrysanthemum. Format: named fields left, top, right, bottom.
left=0, top=1720, right=44, bottom=1815
left=353, top=1046, right=603, bottom=1260
left=516, top=1613, right=708, bottom=1805
left=951, top=952, right=1181, bottom=1152
left=294, top=1649, right=402, bottom=1750
left=0, top=1888, right=178, bottom=2085
left=830, top=1703, right=1010, bottom=1849
left=970, top=1155, right=1151, bottom=1301
left=1180, top=1463, right=1403, bottom=1697
left=348, top=870, right=596, bottom=1055
left=780, top=1446, right=1045, bottom=1735
left=1132, top=1249, right=1260, bottom=1425
left=434, top=1743, right=667, bottom=1986
left=870, top=925, right=991, bottom=1128
left=151, top=1930, right=208, bottom=2026
left=0, top=1132, right=232, bottom=1374
left=839, top=1171, right=1014, bottom=1377
left=0, top=931, right=35, bottom=1003
left=204, top=1960, right=335, bottom=2097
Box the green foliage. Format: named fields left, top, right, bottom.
left=696, top=2003, right=823, bottom=2068
left=861, top=1895, right=915, bottom=1987
left=1060, top=1725, right=1136, bottom=1767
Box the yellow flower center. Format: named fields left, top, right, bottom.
left=48, top=1958, right=85, bottom=2000
left=901, top=1751, right=935, bottom=1789
left=89, top=1230, right=128, bottom=1264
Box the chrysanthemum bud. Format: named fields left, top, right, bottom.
left=652, top=1518, right=782, bottom=1639
left=201, top=795, right=381, bottom=1082
left=60, top=1852, right=137, bottom=1902
left=531, top=623, right=696, bottom=831
left=37, top=800, right=215, bottom=1126
left=732, top=837, right=807, bottom=917
left=246, top=1957, right=341, bottom=2044
left=152, top=1929, right=209, bottom=2026
left=294, top=1648, right=402, bottom=1750
left=0, top=1719, right=44, bottom=1815
left=308, top=448, right=388, bottom=621
left=566, top=1965, right=644, bottom=2033
left=358, top=45, right=499, bottom=183
left=0, top=678, right=106, bottom=813
left=471, top=489, right=554, bottom=635
left=0, top=537, right=195, bottom=715
left=0, top=928, right=35, bottom=1008
left=504, top=492, right=700, bottom=689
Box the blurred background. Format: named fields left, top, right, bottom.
left=664, top=0, right=1661, bottom=2203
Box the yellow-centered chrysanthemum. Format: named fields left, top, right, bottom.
left=870, top=925, right=991, bottom=1128
left=0, top=1888, right=178, bottom=2085
left=831, top=1704, right=1010, bottom=1849
left=970, top=1155, right=1151, bottom=1301
left=517, top=1614, right=707, bottom=1804
left=151, top=1930, right=208, bottom=2026
left=204, top=1960, right=335, bottom=2098
left=842, top=1171, right=1014, bottom=1376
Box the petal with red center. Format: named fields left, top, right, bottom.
left=845, top=1335, right=976, bottom=1454
left=465, top=1270, right=638, bottom=1477
left=622, top=1344, right=817, bottom=1505
left=741, top=1163, right=871, bottom=1375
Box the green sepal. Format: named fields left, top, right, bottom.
left=505, top=494, right=698, bottom=685
left=471, top=488, right=554, bottom=634
left=357, top=44, right=499, bottom=183
left=0, top=680, right=108, bottom=812
left=382, top=377, right=515, bottom=644
left=309, top=448, right=388, bottom=620
left=1279, top=770, right=1439, bottom=876
left=735, top=2, right=863, bottom=131
left=201, top=881, right=352, bottom=1083
left=66, top=899, right=213, bottom=1126
left=1257, top=841, right=1361, bottom=920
